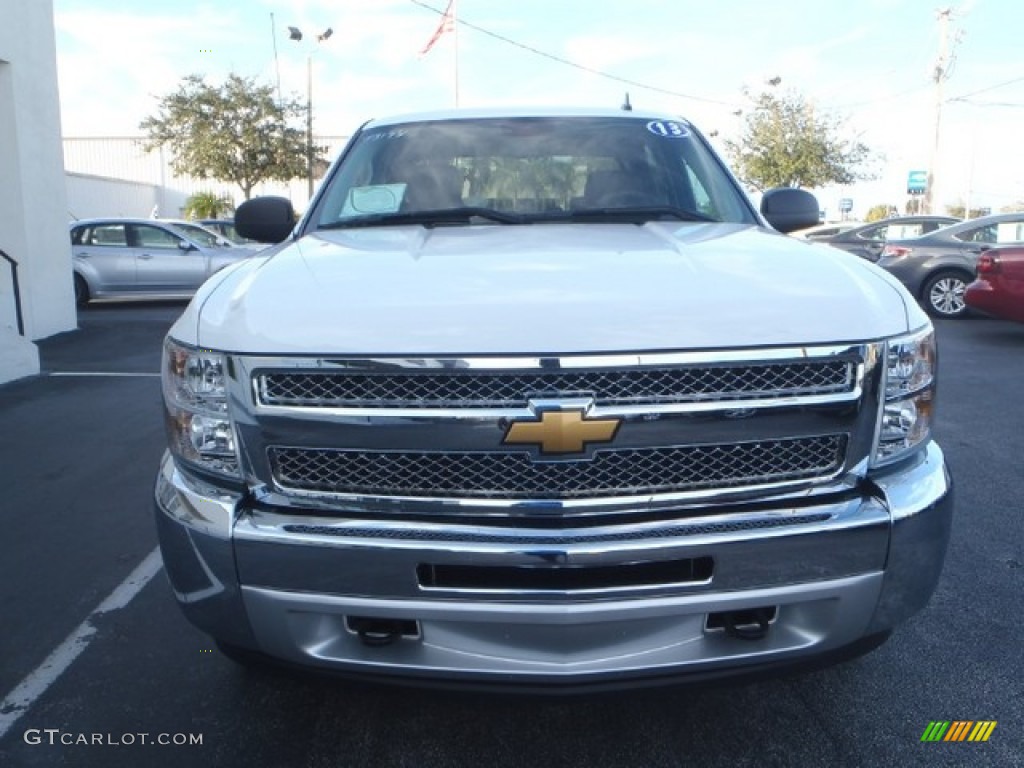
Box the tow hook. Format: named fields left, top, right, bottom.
left=346, top=616, right=419, bottom=646
left=721, top=607, right=775, bottom=640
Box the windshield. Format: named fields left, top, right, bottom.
left=313, top=116, right=756, bottom=229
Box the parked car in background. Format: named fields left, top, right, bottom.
left=877, top=212, right=1024, bottom=318
left=71, top=218, right=261, bottom=305
left=965, top=246, right=1024, bottom=323
left=816, top=215, right=961, bottom=262
left=790, top=221, right=862, bottom=240
left=198, top=218, right=259, bottom=245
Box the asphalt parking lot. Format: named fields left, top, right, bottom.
left=1, top=301, right=1022, bottom=768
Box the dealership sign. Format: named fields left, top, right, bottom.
left=907, top=170, right=927, bottom=195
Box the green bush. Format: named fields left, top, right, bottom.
left=865, top=204, right=896, bottom=222
left=183, top=191, right=234, bottom=220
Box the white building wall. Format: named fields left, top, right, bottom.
left=66, top=172, right=189, bottom=221
left=0, top=0, right=76, bottom=384
left=63, top=135, right=350, bottom=214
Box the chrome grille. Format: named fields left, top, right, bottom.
left=257, top=360, right=854, bottom=409
left=269, top=435, right=847, bottom=500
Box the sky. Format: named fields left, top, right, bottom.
left=51, top=0, right=1024, bottom=218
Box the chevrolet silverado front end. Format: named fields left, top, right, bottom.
left=154, top=108, right=952, bottom=688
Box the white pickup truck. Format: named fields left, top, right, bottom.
left=154, top=107, right=952, bottom=690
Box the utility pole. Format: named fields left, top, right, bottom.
left=306, top=54, right=314, bottom=200
left=270, top=13, right=282, bottom=104
left=453, top=0, right=460, bottom=107
left=924, top=8, right=954, bottom=215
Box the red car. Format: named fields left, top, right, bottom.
left=965, top=246, right=1024, bottom=323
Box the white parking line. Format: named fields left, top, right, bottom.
left=0, top=548, right=163, bottom=740
left=46, top=372, right=161, bottom=378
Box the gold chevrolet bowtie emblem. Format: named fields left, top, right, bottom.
left=502, top=409, right=621, bottom=455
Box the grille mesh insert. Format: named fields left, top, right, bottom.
left=269, top=435, right=847, bottom=500
left=257, top=360, right=854, bottom=409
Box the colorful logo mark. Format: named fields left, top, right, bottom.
left=920, top=721, right=997, bottom=742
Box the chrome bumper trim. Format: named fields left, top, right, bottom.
left=231, top=495, right=889, bottom=600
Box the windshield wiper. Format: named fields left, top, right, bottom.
left=557, top=206, right=717, bottom=223
left=321, top=207, right=524, bottom=229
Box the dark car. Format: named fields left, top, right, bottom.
left=791, top=221, right=862, bottom=241
left=965, top=246, right=1024, bottom=323
left=198, top=218, right=258, bottom=245
left=877, top=212, right=1024, bottom=318
left=816, top=215, right=960, bottom=262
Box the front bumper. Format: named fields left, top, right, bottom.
left=154, top=443, right=952, bottom=687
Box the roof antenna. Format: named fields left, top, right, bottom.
left=621, top=92, right=632, bottom=111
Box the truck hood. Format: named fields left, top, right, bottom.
left=179, top=222, right=918, bottom=354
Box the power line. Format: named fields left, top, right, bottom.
left=948, top=75, right=1024, bottom=102
left=834, top=74, right=1024, bottom=112
left=835, top=84, right=932, bottom=110
left=408, top=0, right=742, bottom=108
left=954, top=100, right=1024, bottom=108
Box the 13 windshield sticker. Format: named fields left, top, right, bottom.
left=646, top=120, right=691, bottom=138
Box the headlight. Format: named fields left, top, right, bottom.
left=872, top=327, right=936, bottom=467
left=162, top=338, right=240, bottom=479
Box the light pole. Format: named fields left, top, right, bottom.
left=288, top=26, right=333, bottom=200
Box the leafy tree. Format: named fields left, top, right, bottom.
left=865, top=204, right=897, bottom=222
left=945, top=203, right=989, bottom=219
left=183, top=191, right=234, bottom=220
left=140, top=73, right=323, bottom=199
left=725, top=89, right=877, bottom=191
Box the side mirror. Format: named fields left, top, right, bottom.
left=760, top=188, right=820, bottom=234
left=235, top=196, right=296, bottom=244
left=177, top=240, right=196, bottom=251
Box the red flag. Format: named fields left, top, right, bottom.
left=419, top=0, right=454, bottom=56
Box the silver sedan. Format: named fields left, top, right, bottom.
left=71, top=218, right=262, bottom=304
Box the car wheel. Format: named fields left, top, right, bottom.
left=73, top=274, right=89, bottom=306
left=922, top=271, right=971, bottom=318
